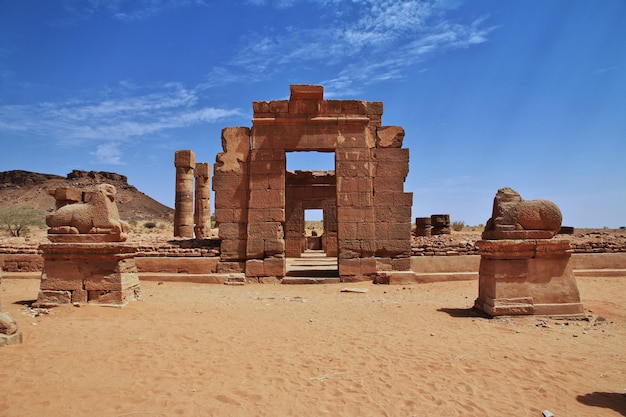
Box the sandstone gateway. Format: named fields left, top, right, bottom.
left=176, top=84, right=415, bottom=283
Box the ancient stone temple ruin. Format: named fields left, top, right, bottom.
left=474, top=188, right=584, bottom=316
left=205, top=84, right=414, bottom=282
left=35, top=184, right=142, bottom=307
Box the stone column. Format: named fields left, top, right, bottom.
left=174, top=150, right=196, bottom=238
left=194, top=162, right=211, bottom=239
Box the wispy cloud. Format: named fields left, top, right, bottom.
left=93, top=141, right=125, bottom=165
left=0, top=82, right=242, bottom=147
left=211, top=0, right=496, bottom=94
left=59, top=0, right=207, bottom=23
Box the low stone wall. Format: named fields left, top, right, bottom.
left=1, top=233, right=625, bottom=277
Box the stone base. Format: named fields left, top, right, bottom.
left=474, top=239, right=584, bottom=317
left=35, top=243, right=142, bottom=307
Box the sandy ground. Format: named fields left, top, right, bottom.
left=1, top=277, right=625, bottom=417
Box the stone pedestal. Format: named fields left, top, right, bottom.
left=35, top=243, right=142, bottom=307
left=474, top=239, right=584, bottom=317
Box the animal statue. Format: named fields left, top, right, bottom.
left=46, top=184, right=130, bottom=240
left=483, top=187, right=562, bottom=239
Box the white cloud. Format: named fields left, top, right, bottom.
left=0, top=82, right=242, bottom=147
left=93, top=142, right=125, bottom=165
left=212, top=0, right=496, bottom=93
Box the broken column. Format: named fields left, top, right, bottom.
left=174, top=150, right=196, bottom=238
left=474, top=188, right=583, bottom=316
left=194, top=162, right=211, bottom=239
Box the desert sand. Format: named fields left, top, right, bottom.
left=1, top=276, right=625, bottom=417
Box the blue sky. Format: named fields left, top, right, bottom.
left=1, top=0, right=624, bottom=228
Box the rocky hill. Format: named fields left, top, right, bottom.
left=0, top=170, right=173, bottom=220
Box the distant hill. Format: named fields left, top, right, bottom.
left=0, top=170, right=173, bottom=220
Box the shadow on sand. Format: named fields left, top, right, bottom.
left=437, top=307, right=491, bottom=319
left=577, top=392, right=626, bottom=416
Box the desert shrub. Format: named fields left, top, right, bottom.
left=0, top=205, right=46, bottom=237
left=127, top=219, right=138, bottom=228
left=451, top=221, right=465, bottom=232
left=143, top=221, right=158, bottom=229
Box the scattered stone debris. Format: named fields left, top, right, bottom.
left=340, top=287, right=369, bottom=294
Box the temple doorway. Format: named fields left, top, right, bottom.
left=284, top=152, right=338, bottom=281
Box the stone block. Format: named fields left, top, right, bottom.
left=246, top=239, right=266, bottom=259
left=218, top=222, right=247, bottom=240
left=289, top=99, right=321, bottom=114
left=40, top=269, right=84, bottom=291
left=248, top=208, right=285, bottom=222
left=250, top=160, right=286, bottom=176
left=220, top=239, right=247, bottom=261
left=247, top=222, right=283, bottom=239
left=336, top=148, right=370, bottom=161
left=84, top=271, right=139, bottom=292
left=265, top=239, right=285, bottom=256
left=72, top=288, right=88, bottom=303
left=252, top=100, right=269, bottom=113
left=35, top=290, right=71, bottom=307
left=376, top=240, right=411, bottom=257
left=336, top=177, right=372, bottom=193
left=264, top=258, right=285, bottom=277
left=174, top=150, right=196, bottom=168
left=268, top=100, right=289, bottom=113
left=375, top=205, right=412, bottom=224
left=371, top=148, right=409, bottom=162
left=388, top=223, right=412, bottom=240
left=51, top=187, right=82, bottom=203
left=216, top=261, right=246, bottom=274
left=335, top=160, right=373, bottom=178
left=373, top=175, right=405, bottom=192
left=290, top=84, right=324, bottom=100
left=258, top=173, right=284, bottom=190
left=374, top=192, right=413, bottom=207
left=214, top=208, right=248, bottom=223
left=212, top=174, right=246, bottom=191
left=249, top=189, right=284, bottom=209
left=335, top=134, right=370, bottom=149
left=391, top=257, right=411, bottom=271
left=214, top=188, right=248, bottom=209
left=337, top=192, right=373, bottom=207
left=245, top=260, right=265, bottom=276
left=374, top=161, right=409, bottom=180
left=338, top=258, right=362, bottom=276
left=376, top=126, right=405, bottom=148
left=337, top=207, right=375, bottom=223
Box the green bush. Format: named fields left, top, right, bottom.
left=143, top=221, right=158, bottom=229
left=0, top=205, right=46, bottom=237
